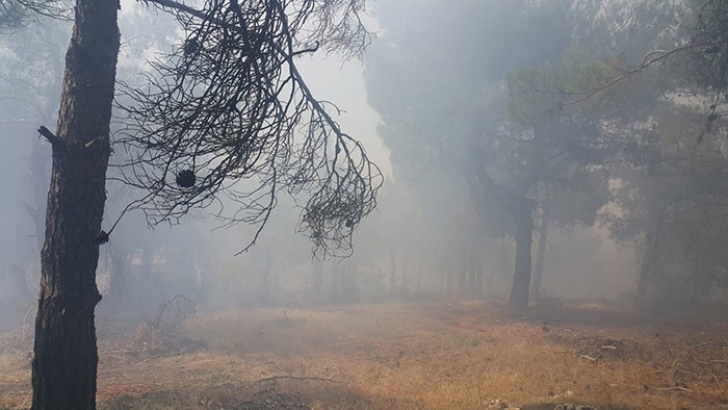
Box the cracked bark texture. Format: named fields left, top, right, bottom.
left=31, top=0, right=119, bottom=408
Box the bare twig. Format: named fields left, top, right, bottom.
left=654, top=385, right=692, bottom=392
left=578, top=353, right=601, bottom=363
left=115, top=0, right=381, bottom=258
left=563, top=41, right=727, bottom=108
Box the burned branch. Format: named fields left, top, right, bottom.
left=37, top=125, right=63, bottom=147
left=116, top=0, right=381, bottom=258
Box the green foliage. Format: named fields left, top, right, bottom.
left=365, top=0, right=728, bottom=305
left=506, top=58, right=622, bottom=127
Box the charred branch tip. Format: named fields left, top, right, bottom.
left=93, top=230, right=110, bottom=245
left=37, top=125, right=64, bottom=147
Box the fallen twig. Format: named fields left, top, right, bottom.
left=578, top=354, right=601, bottom=363
left=655, top=385, right=692, bottom=392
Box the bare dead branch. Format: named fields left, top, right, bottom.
left=115, top=0, right=382, bottom=258
left=37, top=125, right=63, bottom=147
left=563, top=40, right=728, bottom=109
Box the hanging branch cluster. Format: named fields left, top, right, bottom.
left=0, top=0, right=70, bottom=29
left=115, top=0, right=381, bottom=258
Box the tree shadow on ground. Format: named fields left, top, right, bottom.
left=520, top=404, right=635, bottom=410
left=99, top=378, right=422, bottom=410
left=502, top=302, right=728, bottom=331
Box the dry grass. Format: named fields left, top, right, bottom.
left=2, top=301, right=728, bottom=409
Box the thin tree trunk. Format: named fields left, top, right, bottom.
left=108, top=246, right=127, bottom=306
left=458, top=249, right=467, bottom=294
left=23, top=202, right=45, bottom=253
left=530, top=200, right=550, bottom=302
left=389, top=250, right=396, bottom=294
left=311, top=262, right=323, bottom=293
left=636, top=234, right=657, bottom=300
left=331, top=263, right=340, bottom=302
left=416, top=260, right=424, bottom=292
left=475, top=255, right=483, bottom=294
left=32, top=0, right=119, bottom=408
left=690, top=251, right=701, bottom=306
left=401, top=256, right=408, bottom=291
left=510, top=200, right=534, bottom=308
left=139, top=248, right=155, bottom=306
left=636, top=260, right=650, bottom=299
left=467, top=252, right=478, bottom=295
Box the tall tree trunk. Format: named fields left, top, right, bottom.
left=636, top=233, right=657, bottom=300
left=530, top=200, right=550, bottom=302
left=510, top=200, right=534, bottom=308
left=32, top=0, right=119, bottom=408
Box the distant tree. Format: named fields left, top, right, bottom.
left=29, top=1, right=381, bottom=410
left=546, top=0, right=728, bottom=304
left=605, top=100, right=728, bottom=304
left=366, top=0, right=618, bottom=307
left=0, top=18, right=68, bottom=247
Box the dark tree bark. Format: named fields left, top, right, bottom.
left=509, top=200, right=534, bottom=308
left=31, top=0, right=119, bottom=408
left=472, top=162, right=536, bottom=307
left=530, top=200, right=550, bottom=302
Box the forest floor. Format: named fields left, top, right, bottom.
left=1, top=300, right=728, bottom=409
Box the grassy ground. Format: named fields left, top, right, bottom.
left=1, top=301, right=728, bottom=409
